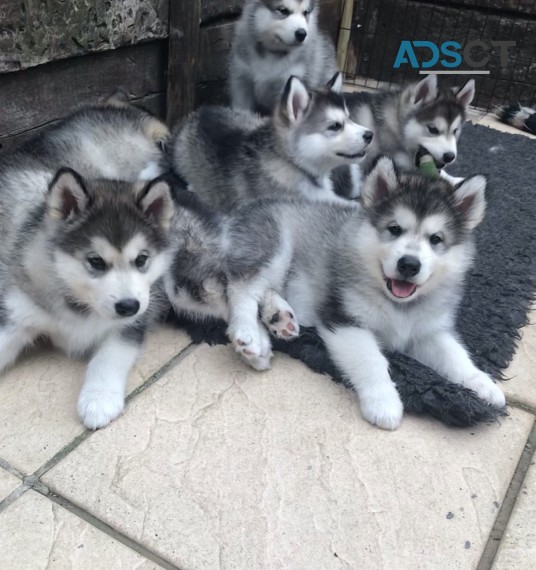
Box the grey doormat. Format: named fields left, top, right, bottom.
left=170, top=123, right=536, bottom=427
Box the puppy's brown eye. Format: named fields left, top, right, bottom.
left=388, top=225, right=402, bottom=237
left=303, top=10, right=309, bottom=16
left=328, top=122, right=343, bottom=132
left=87, top=255, right=106, bottom=271
left=278, top=7, right=290, bottom=16
left=427, top=125, right=439, bottom=135
left=430, top=234, right=442, bottom=245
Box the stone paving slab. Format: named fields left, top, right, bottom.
left=0, top=327, right=189, bottom=474
left=43, top=345, right=534, bottom=570
left=0, top=490, right=162, bottom=569
left=493, top=457, right=536, bottom=569
left=0, top=467, right=21, bottom=502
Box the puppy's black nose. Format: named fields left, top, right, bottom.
left=363, top=130, right=373, bottom=144
left=397, top=256, right=421, bottom=278
left=115, top=299, right=140, bottom=317
left=443, top=152, right=455, bottom=164
left=295, top=28, right=307, bottom=42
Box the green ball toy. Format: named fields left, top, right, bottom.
left=416, top=147, right=439, bottom=178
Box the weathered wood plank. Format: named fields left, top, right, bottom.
left=201, top=0, right=243, bottom=23
left=322, top=0, right=344, bottom=43
left=0, top=0, right=168, bottom=73
left=0, top=41, right=167, bottom=143
left=197, top=80, right=229, bottom=107
left=198, top=23, right=235, bottom=84
left=166, top=0, right=201, bottom=125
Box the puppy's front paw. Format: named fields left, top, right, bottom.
left=465, top=372, right=506, bottom=408
left=77, top=390, right=124, bottom=430
left=244, top=351, right=273, bottom=371
left=360, top=387, right=403, bottom=431
left=230, top=326, right=273, bottom=371
left=231, top=326, right=262, bottom=356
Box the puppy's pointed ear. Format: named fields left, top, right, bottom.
left=326, top=72, right=343, bottom=93
left=455, top=79, right=476, bottom=109
left=281, top=76, right=310, bottom=123
left=412, top=74, right=438, bottom=105
left=361, top=156, right=399, bottom=208
left=47, top=168, right=90, bottom=221
left=453, top=175, right=486, bottom=231
left=138, top=178, right=175, bottom=230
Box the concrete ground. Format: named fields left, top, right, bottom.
left=0, top=115, right=535, bottom=570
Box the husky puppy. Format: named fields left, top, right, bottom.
left=166, top=157, right=505, bottom=429
left=0, top=170, right=174, bottom=429
left=18, top=103, right=170, bottom=182
left=230, top=0, right=337, bottom=114
left=172, top=74, right=373, bottom=208
left=163, top=186, right=299, bottom=371
left=0, top=104, right=173, bottom=429
left=343, top=75, right=476, bottom=173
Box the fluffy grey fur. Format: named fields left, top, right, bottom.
left=171, top=75, right=372, bottom=209
left=165, top=157, right=505, bottom=430
left=230, top=0, right=337, bottom=114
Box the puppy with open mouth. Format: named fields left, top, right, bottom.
left=165, top=156, right=506, bottom=430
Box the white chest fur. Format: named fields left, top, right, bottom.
left=343, top=289, right=453, bottom=352
left=5, top=289, right=122, bottom=356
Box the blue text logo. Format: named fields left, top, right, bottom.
left=393, top=40, right=515, bottom=74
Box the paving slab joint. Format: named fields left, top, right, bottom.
left=32, top=486, right=183, bottom=570
left=477, top=419, right=536, bottom=569
left=29, top=342, right=197, bottom=481
left=507, top=399, right=536, bottom=417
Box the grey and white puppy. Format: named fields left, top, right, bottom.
left=230, top=0, right=337, bottom=114
left=17, top=102, right=170, bottom=182
left=0, top=104, right=173, bottom=429
left=164, top=157, right=505, bottom=430
left=343, top=74, right=476, bottom=172
left=172, top=74, right=372, bottom=208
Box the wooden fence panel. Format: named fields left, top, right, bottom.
left=0, top=41, right=167, bottom=153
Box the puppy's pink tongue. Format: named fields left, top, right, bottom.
left=391, top=279, right=417, bottom=298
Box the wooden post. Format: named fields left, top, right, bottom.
left=336, top=0, right=355, bottom=74
left=166, top=0, right=201, bottom=126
